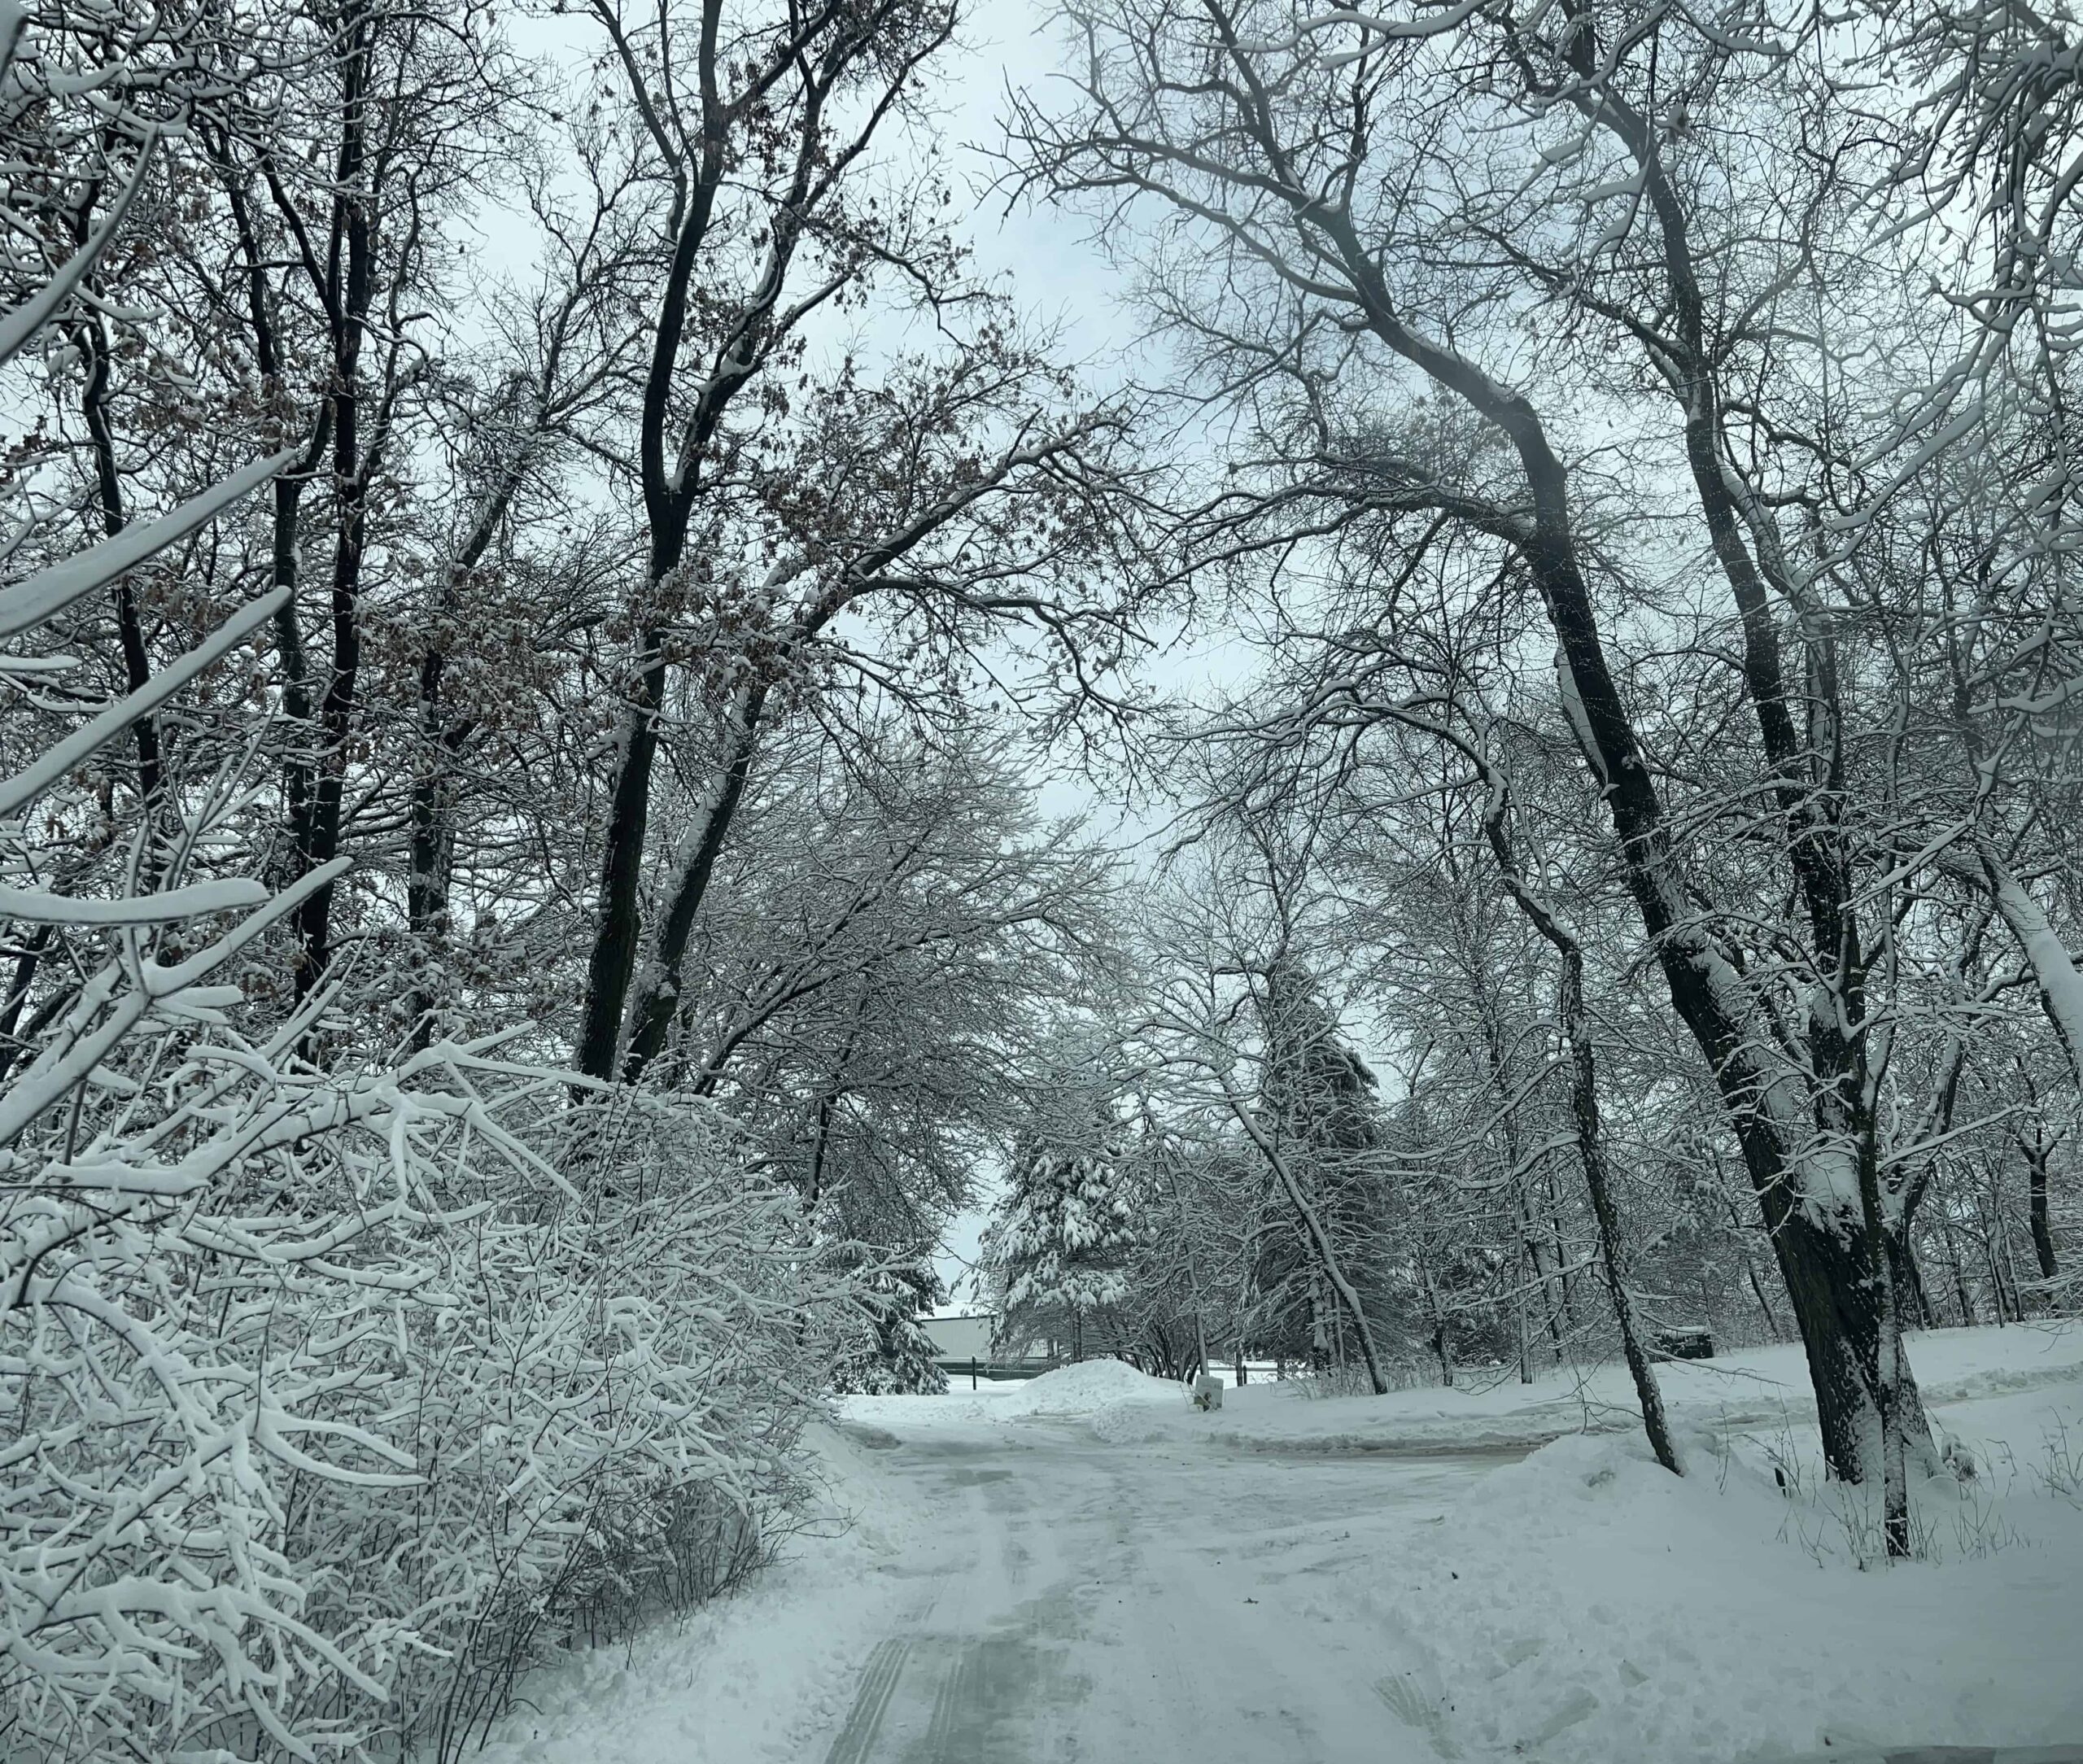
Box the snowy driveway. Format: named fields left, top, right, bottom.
left=812, top=1414, right=1513, bottom=1764
left=469, top=1338, right=2083, bottom=1764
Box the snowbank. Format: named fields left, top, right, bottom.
left=1322, top=1377, right=2083, bottom=1764
left=1114, top=1323, right=2083, bottom=1456
left=841, top=1356, right=1181, bottom=1430
left=1074, top=1324, right=2083, bottom=1757
left=998, top=1357, right=1179, bottom=1414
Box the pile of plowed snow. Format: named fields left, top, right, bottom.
left=998, top=1358, right=1177, bottom=1415
left=1103, top=1321, right=2083, bottom=1456
left=841, top=1358, right=1181, bottom=1430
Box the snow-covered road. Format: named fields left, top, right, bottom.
left=470, top=1333, right=2083, bottom=1764
left=813, top=1415, right=1510, bottom=1764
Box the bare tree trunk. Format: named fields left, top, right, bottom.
left=290, top=0, right=379, bottom=1004
left=1543, top=1159, right=1579, bottom=1342
left=1334, top=184, right=1907, bottom=1478
left=1513, top=1271, right=1533, bottom=1386
left=618, top=682, right=769, bottom=1081
left=1475, top=772, right=1679, bottom=1474
left=1419, top=1261, right=1453, bottom=1388
left=210, top=146, right=330, bottom=909
left=2025, top=1133, right=2059, bottom=1280
left=1583, top=57, right=1932, bottom=1493
left=1855, top=1111, right=1911, bottom=1556
left=1559, top=944, right=1681, bottom=1476
left=73, top=294, right=159, bottom=806
left=1748, top=1262, right=1780, bottom=1339
left=405, top=697, right=459, bottom=1051
left=574, top=0, right=871, bottom=1080
left=405, top=393, right=543, bottom=1052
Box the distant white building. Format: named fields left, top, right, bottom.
left=921, top=1312, right=994, bottom=1364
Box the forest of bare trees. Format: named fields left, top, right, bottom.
left=3, top=0, right=2082, bottom=1754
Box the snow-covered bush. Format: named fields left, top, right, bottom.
left=1, top=902, right=841, bottom=1762
left=276, top=1086, right=836, bottom=1763
left=0, top=137, right=386, bottom=1757
left=0, top=144, right=849, bottom=1761
left=5, top=1011, right=836, bottom=1762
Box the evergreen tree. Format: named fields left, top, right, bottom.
left=1251, top=962, right=1395, bottom=1370
left=830, top=1257, right=950, bottom=1395
left=983, top=1116, right=1138, bottom=1361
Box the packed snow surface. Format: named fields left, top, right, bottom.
left=466, top=1325, right=2083, bottom=1764
left=458, top=1421, right=924, bottom=1764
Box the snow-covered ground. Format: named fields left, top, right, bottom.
left=1089, top=1321, right=2083, bottom=1454
left=461, top=1421, right=929, bottom=1764
left=469, top=1325, right=2083, bottom=1764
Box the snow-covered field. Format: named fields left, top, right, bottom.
left=469, top=1325, right=2083, bottom=1764
left=1090, top=1321, right=2083, bottom=1453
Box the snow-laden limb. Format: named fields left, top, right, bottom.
left=1981, top=849, right=2083, bottom=1080
left=0, top=587, right=288, bottom=821
left=0, top=343, right=417, bottom=1748
left=3, top=1033, right=846, bottom=1761
left=0, top=859, right=346, bottom=1151
left=0, top=877, right=269, bottom=925
left=0, top=448, right=296, bottom=643
left=0, top=127, right=153, bottom=371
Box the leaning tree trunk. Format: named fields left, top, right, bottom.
left=1137, top=24, right=1924, bottom=1479
left=1557, top=944, right=1679, bottom=1474
left=1471, top=772, right=1680, bottom=1474
left=1228, top=1089, right=1390, bottom=1395
left=1288, top=195, right=1919, bottom=1479
left=1531, top=26, right=1936, bottom=1491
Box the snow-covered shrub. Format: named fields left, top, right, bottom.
left=5, top=1006, right=838, bottom=1762
left=0, top=153, right=853, bottom=1760
left=0, top=142, right=395, bottom=1756
left=2, top=1014, right=416, bottom=1762
left=2, top=942, right=846, bottom=1762
left=313, top=1089, right=836, bottom=1763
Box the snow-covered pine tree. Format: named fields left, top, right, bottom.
left=983, top=1115, right=1138, bottom=1362
left=830, top=1255, right=950, bottom=1395
left=1251, top=961, right=1395, bottom=1380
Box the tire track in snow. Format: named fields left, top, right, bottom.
left=822, top=1637, right=911, bottom=1764
left=919, top=1641, right=980, bottom=1759
left=1376, top=1671, right=1463, bottom=1759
